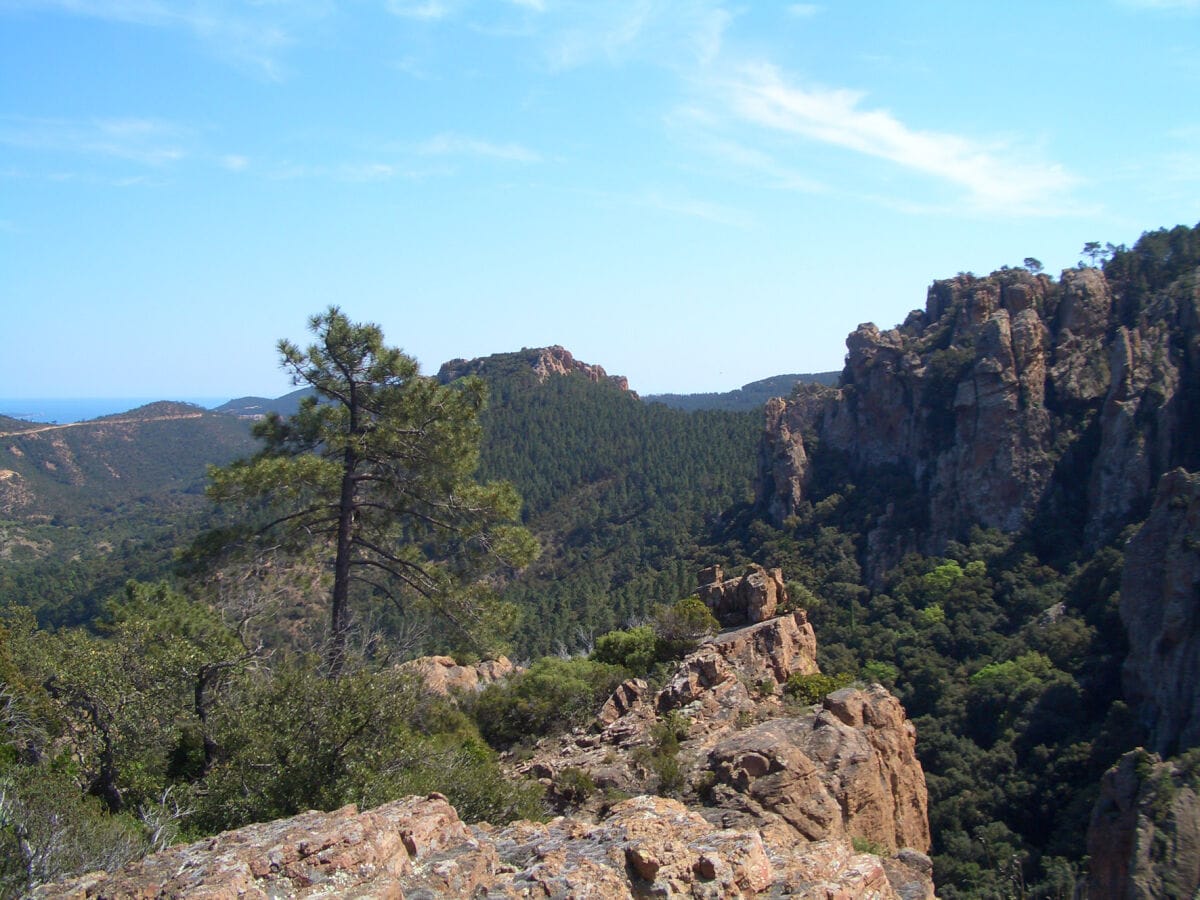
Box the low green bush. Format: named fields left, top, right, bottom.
left=783, top=671, right=853, bottom=705
left=652, top=596, right=719, bottom=660
left=472, top=657, right=627, bottom=749
left=592, top=625, right=657, bottom=675
left=553, top=767, right=596, bottom=804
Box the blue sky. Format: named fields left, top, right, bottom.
left=2, top=0, right=1198, bottom=400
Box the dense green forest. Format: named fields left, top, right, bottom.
left=714, top=498, right=1129, bottom=895
left=472, top=358, right=760, bottom=655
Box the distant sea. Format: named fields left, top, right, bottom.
left=0, top=397, right=230, bottom=425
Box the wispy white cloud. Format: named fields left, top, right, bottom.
left=416, top=132, right=541, bottom=163
left=705, top=137, right=827, bottom=194
left=665, top=104, right=827, bottom=194
left=536, top=1, right=730, bottom=70
left=379, top=0, right=729, bottom=73
left=640, top=190, right=751, bottom=227
left=253, top=140, right=532, bottom=181
left=720, top=63, right=1078, bottom=214
left=263, top=159, right=434, bottom=182
left=0, top=0, right=323, bottom=78
left=787, top=4, right=820, bottom=17
left=0, top=115, right=189, bottom=165
left=579, top=184, right=751, bottom=227
left=544, top=3, right=651, bottom=68
left=386, top=0, right=456, bottom=20
left=1117, top=0, right=1199, bottom=10
left=338, top=162, right=400, bottom=181
left=221, top=154, right=249, bottom=171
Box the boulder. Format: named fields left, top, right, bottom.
left=697, top=564, right=791, bottom=626
left=33, top=794, right=471, bottom=899
left=656, top=611, right=819, bottom=718
left=707, top=686, right=930, bottom=854
left=398, top=655, right=516, bottom=695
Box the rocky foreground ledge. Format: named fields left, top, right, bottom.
left=38, top=606, right=935, bottom=898
left=36, top=791, right=931, bottom=899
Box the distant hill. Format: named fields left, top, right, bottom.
left=643, top=372, right=840, bottom=412
left=438, top=346, right=631, bottom=392
left=213, top=388, right=314, bottom=419
left=0, top=405, right=257, bottom=626
left=0, top=404, right=254, bottom=522
left=0, top=414, right=39, bottom=434
left=92, top=400, right=210, bottom=422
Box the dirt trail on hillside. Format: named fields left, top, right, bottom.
left=0, top=412, right=205, bottom=439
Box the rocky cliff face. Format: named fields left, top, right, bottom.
left=1119, top=468, right=1200, bottom=758
left=1086, top=749, right=1200, bottom=899
left=438, top=345, right=632, bottom=392
left=758, top=252, right=1200, bottom=576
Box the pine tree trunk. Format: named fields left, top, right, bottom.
left=329, top=444, right=358, bottom=677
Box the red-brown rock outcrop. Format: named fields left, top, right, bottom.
left=757, top=254, right=1200, bottom=578
left=398, top=654, right=517, bottom=695
left=437, top=346, right=632, bottom=393
left=514, top=610, right=933, bottom=898
left=697, top=564, right=790, bottom=626
left=34, top=794, right=472, bottom=899
left=705, top=686, right=929, bottom=855
left=656, top=611, right=819, bottom=721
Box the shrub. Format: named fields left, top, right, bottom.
left=553, top=767, right=596, bottom=804
left=782, top=582, right=820, bottom=613
left=629, top=711, right=693, bottom=798
left=592, top=625, right=657, bottom=676
left=0, top=763, right=145, bottom=895
left=652, top=752, right=685, bottom=796
left=861, top=660, right=898, bottom=686
left=852, top=835, right=886, bottom=856
left=653, top=596, right=719, bottom=659
left=356, top=734, right=545, bottom=824
left=193, top=661, right=540, bottom=832
left=784, top=671, right=853, bottom=705
left=472, top=657, right=627, bottom=749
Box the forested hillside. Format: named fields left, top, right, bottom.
left=466, top=354, right=761, bottom=655
left=0, top=404, right=254, bottom=626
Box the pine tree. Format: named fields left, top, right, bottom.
left=203, top=308, right=536, bottom=674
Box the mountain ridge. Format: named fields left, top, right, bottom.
left=645, top=372, right=841, bottom=412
